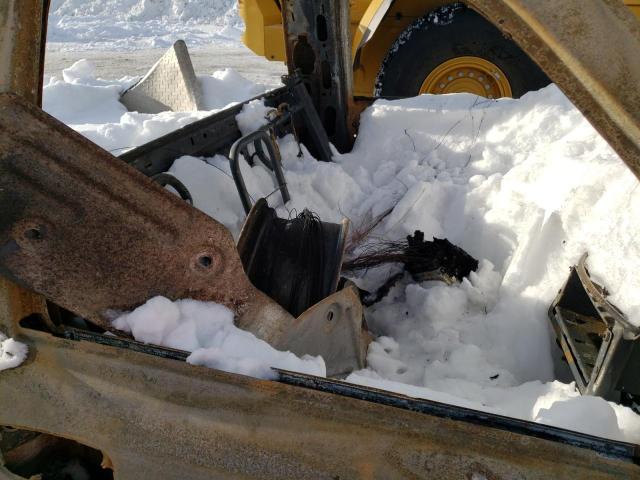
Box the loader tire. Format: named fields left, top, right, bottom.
left=375, top=3, right=550, bottom=99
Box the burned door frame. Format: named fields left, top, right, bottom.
left=1, top=0, right=640, bottom=478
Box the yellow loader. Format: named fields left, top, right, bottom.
left=241, top=0, right=640, bottom=98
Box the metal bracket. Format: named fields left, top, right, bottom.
left=549, top=253, right=640, bottom=404
left=281, top=0, right=355, bottom=153
left=230, top=125, right=291, bottom=215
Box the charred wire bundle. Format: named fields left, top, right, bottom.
left=249, top=208, right=328, bottom=317
left=343, top=230, right=479, bottom=305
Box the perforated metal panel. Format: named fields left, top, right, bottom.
left=120, top=40, right=202, bottom=113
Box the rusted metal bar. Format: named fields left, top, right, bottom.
left=467, top=0, right=640, bottom=182
left=0, top=0, right=51, bottom=339
left=281, top=0, right=355, bottom=154
left=0, top=0, right=49, bottom=105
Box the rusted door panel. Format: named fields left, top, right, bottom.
left=1, top=319, right=639, bottom=479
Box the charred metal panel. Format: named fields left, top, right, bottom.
left=119, top=74, right=333, bottom=173
left=119, top=86, right=292, bottom=175
left=281, top=0, right=355, bottom=153
left=0, top=0, right=49, bottom=105
left=0, top=92, right=294, bottom=340
left=549, top=254, right=640, bottom=403
left=237, top=199, right=346, bottom=315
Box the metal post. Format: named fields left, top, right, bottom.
left=0, top=0, right=49, bottom=105
left=281, top=0, right=355, bottom=154
left=0, top=0, right=51, bottom=339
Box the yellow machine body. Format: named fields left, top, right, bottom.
left=239, top=0, right=640, bottom=97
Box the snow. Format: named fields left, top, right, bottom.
left=111, top=296, right=326, bottom=379
left=42, top=60, right=640, bottom=442
left=199, top=69, right=265, bottom=110
left=0, top=333, right=28, bottom=371
left=48, top=0, right=242, bottom=52
left=43, top=60, right=273, bottom=154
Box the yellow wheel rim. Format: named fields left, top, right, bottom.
left=420, top=56, right=513, bottom=98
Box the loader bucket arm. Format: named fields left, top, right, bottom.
left=466, top=0, right=640, bottom=181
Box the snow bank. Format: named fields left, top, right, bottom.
left=44, top=59, right=640, bottom=442
left=0, top=333, right=28, bottom=371
left=170, top=86, right=640, bottom=442
left=48, top=0, right=242, bottom=51
left=43, top=60, right=271, bottom=154
left=112, top=296, right=326, bottom=379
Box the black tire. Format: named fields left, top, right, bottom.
left=375, top=3, right=550, bottom=98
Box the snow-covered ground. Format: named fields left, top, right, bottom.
left=39, top=1, right=640, bottom=444
left=45, top=45, right=286, bottom=87
left=42, top=60, right=640, bottom=444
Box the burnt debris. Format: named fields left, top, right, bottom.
left=343, top=230, right=479, bottom=306
left=238, top=200, right=347, bottom=317
left=405, top=231, right=479, bottom=281
left=343, top=230, right=478, bottom=281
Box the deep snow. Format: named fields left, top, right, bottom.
left=48, top=0, right=242, bottom=51
left=41, top=60, right=640, bottom=443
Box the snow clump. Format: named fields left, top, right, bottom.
left=112, top=296, right=326, bottom=379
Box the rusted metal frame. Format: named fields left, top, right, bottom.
left=467, top=0, right=640, bottom=182
left=2, top=319, right=639, bottom=479
left=0, top=0, right=49, bottom=105
left=0, top=0, right=51, bottom=339
left=281, top=0, right=355, bottom=154
left=9, top=317, right=640, bottom=464
left=276, top=370, right=638, bottom=462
